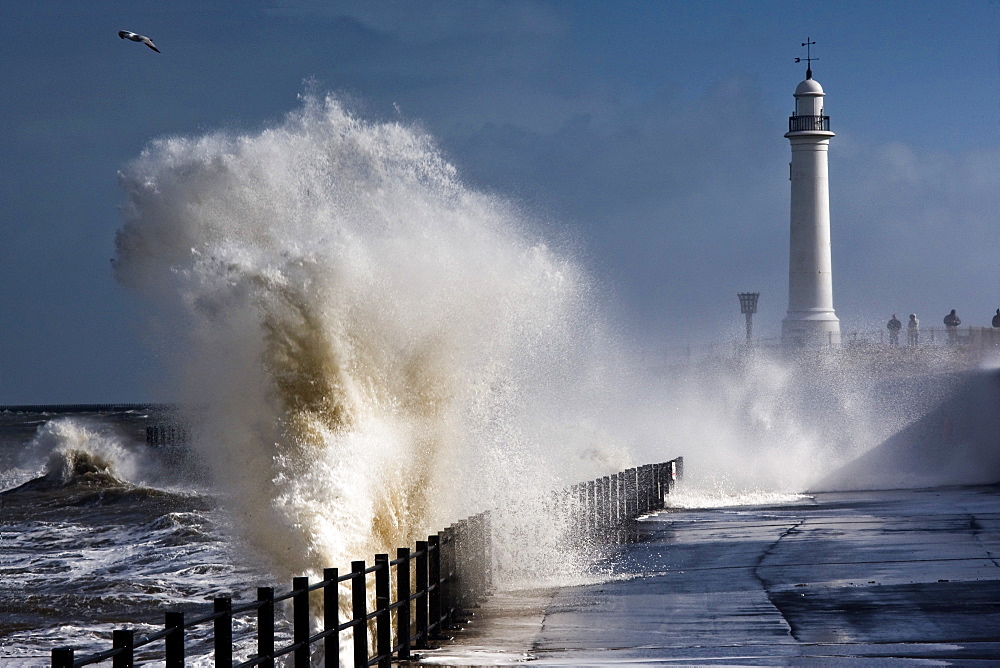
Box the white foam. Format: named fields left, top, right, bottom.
left=667, top=488, right=811, bottom=509
left=115, top=92, right=641, bottom=584
left=18, top=417, right=147, bottom=485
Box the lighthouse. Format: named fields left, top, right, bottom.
left=782, top=55, right=841, bottom=346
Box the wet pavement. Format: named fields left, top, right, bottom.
left=419, top=485, right=1000, bottom=665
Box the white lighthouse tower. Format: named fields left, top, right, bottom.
left=782, top=44, right=840, bottom=346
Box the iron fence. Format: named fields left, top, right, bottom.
left=50, top=457, right=683, bottom=667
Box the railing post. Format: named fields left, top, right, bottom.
left=293, top=576, right=310, bottom=668
left=441, top=528, right=455, bottom=624
left=655, top=463, right=663, bottom=505
left=599, top=476, right=610, bottom=541
left=472, top=514, right=484, bottom=602
left=474, top=512, right=491, bottom=600
left=257, top=587, right=275, bottom=668
left=52, top=648, right=74, bottom=668
left=351, top=561, right=368, bottom=668
left=482, top=512, right=493, bottom=595
left=397, top=548, right=411, bottom=661
left=590, top=478, right=600, bottom=543
left=585, top=480, right=596, bottom=543
left=610, top=476, right=618, bottom=542
left=472, top=514, right=484, bottom=605
left=606, top=474, right=615, bottom=543
left=636, top=466, right=645, bottom=515
left=462, top=522, right=475, bottom=611
left=623, top=468, right=632, bottom=528
left=323, top=568, right=339, bottom=668
left=428, top=534, right=442, bottom=635
left=613, top=472, right=624, bottom=543
left=651, top=463, right=661, bottom=509
left=415, top=539, right=429, bottom=649
left=445, top=526, right=462, bottom=624
left=452, top=522, right=466, bottom=612
left=625, top=468, right=637, bottom=542
left=648, top=464, right=656, bottom=512
left=375, top=554, right=391, bottom=667
left=644, top=464, right=653, bottom=512
left=113, top=629, right=134, bottom=668
left=655, top=462, right=667, bottom=510
left=164, top=611, right=185, bottom=668
left=214, top=597, right=232, bottom=667
left=648, top=464, right=655, bottom=511
left=463, top=519, right=475, bottom=611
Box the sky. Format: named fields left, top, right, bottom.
left=2, top=0, right=1000, bottom=403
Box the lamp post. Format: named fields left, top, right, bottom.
left=738, top=292, right=760, bottom=343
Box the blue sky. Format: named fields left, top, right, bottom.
left=2, top=1, right=1000, bottom=402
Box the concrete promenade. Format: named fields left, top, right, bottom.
left=420, top=485, right=1000, bottom=665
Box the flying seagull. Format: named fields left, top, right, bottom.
left=118, top=30, right=160, bottom=53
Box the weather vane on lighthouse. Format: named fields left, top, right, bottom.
left=795, top=37, right=817, bottom=79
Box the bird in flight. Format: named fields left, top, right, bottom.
left=118, top=30, right=160, bottom=53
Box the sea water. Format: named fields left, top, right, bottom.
left=0, top=408, right=274, bottom=664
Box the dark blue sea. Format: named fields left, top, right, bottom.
left=0, top=407, right=283, bottom=666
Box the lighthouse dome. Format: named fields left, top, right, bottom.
left=795, top=78, right=825, bottom=96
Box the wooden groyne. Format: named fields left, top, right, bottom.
left=0, top=403, right=189, bottom=447
left=0, top=403, right=172, bottom=414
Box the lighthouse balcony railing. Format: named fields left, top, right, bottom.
left=788, top=115, right=830, bottom=132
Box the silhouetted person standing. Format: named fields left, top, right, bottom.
left=992, top=309, right=1000, bottom=328
left=944, top=309, right=961, bottom=343
left=908, top=314, right=919, bottom=346
left=886, top=314, right=901, bottom=345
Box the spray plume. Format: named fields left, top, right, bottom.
left=113, top=93, right=634, bottom=582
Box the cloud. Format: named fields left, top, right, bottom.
left=833, top=139, right=1000, bottom=329
left=446, top=74, right=789, bottom=345
left=261, top=0, right=566, bottom=42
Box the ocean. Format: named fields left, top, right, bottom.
left=0, top=407, right=278, bottom=665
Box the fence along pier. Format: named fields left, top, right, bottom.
left=50, top=457, right=682, bottom=667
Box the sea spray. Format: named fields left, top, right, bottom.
left=20, top=417, right=146, bottom=486
left=654, top=346, right=967, bottom=504
left=114, top=93, right=632, bottom=585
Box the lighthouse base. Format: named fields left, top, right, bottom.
left=783, top=311, right=841, bottom=348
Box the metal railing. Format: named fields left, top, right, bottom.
left=661, top=325, right=1000, bottom=366
left=787, top=114, right=830, bottom=132
left=561, top=458, right=683, bottom=546
left=49, top=457, right=683, bottom=667
left=50, top=516, right=485, bottom=668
